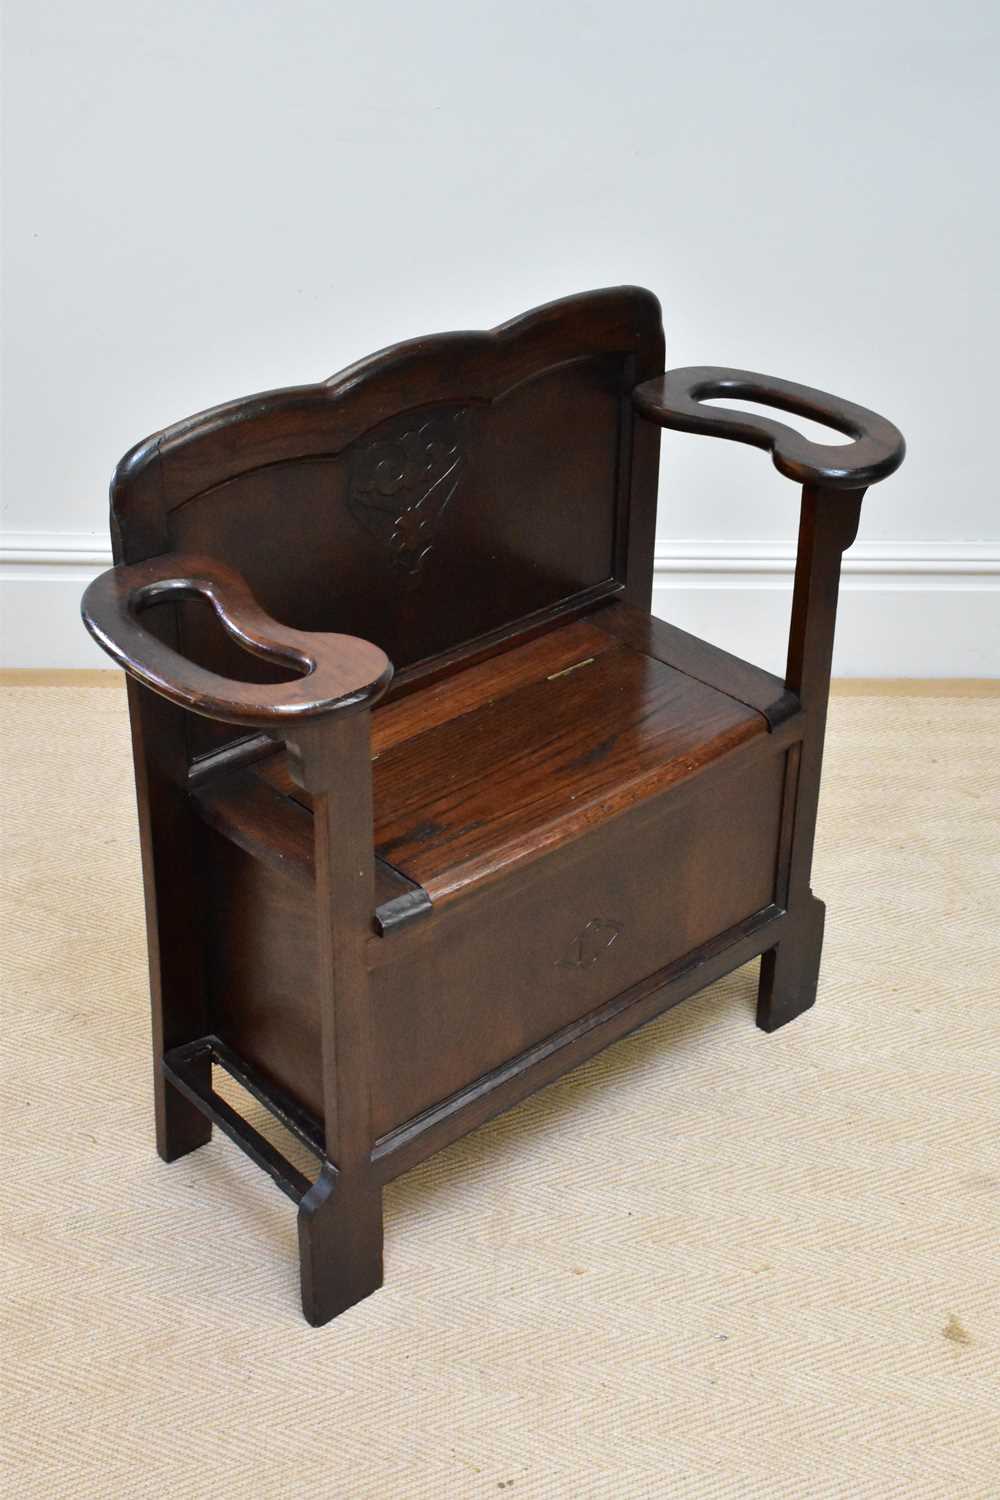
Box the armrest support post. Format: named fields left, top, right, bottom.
left=285, top=713, right=384, bottom=1325
left=751, top=482, right=866, bottom=1034
left=632, top=364, right=905, bottom=1033
left=85, top=549, right=392, bottom=1305
left=784, top=483, right=864, bottom=900
left=127, top=675, right=214, bottom=1165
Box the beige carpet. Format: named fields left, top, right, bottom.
left=1, top=680, right=998, bottom=1499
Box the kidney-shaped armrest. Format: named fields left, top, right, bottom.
left=633, top=367, right=905, bottom=489
left=82, top=552, right=393, bottom=727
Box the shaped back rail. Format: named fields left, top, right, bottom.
left=111, top=286, right=664, bottom=760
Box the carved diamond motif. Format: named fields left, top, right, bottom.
left=558, top=918, right=623, bottom=970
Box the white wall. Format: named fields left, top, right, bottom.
left=2, top=0, right=997, bottom=674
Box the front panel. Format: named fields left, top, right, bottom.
left=202, top=749, right=788, bottom=1143
left=369, top=751, right=786, bottom=1135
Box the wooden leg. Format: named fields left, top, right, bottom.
left=126, top=680, right=213, bottom=1163
left=756, top=894, right=825, bottom=1033
left=298, top=1165, right=384, bottom=1326
left=756, top=488, right=863, bottom=1037
left=287, top=712, right=383, bottom=1325
left=156, top=1060, right=212, bottom=1163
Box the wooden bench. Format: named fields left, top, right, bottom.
left=81, top=287, right=905, bottom=1324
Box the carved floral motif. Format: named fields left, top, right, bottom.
left=348, top=410, right=466, bottom=578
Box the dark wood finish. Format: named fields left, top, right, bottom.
left=756, top=485, right=865, bottom=1030
left=192, top=766, right=432, bottom=930
left=162, top=1037, right=318, bottom=1203
left=372, top=904, right=787, bottom=1184
left=365, top=618, right=618, bottom=750
left=83, top=551, right=392, bottom=726
left=81, top=288, right=904, bottom=1324
left=196, top=693, right=787, bottom=1130
left=286, top=713, right=383, bottom=1326
left=592, top=600, right=800, bottom=729
left=633, top=366, right=905, bottom=488
left=370, top=750, right=786, bottom=1133
left=100, top=286, right=663, bottom=760
left=632, top=378, right=880, bottom=1034
left=369, top=644, right=762, bottom=903
left=246, top=623, right=767, bottom=906
left=124, top=675, right=212, bottom=1164
left=201, top=824, right=322, bottom=1124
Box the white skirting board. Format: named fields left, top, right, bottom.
left=649, top=540, right=1000, bottom=680
left=1, top=533, right=998, bottom=677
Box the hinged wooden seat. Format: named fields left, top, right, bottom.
left=196, top=607, right=782, bottom=916
left=81, top=287, right=904, bottom=1324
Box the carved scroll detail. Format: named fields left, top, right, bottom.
left=348, top=410, right=466, bottom=578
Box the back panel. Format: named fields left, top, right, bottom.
left=110, top=287, right=664, bottom=755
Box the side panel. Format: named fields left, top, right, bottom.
left=202, top=827, right=329, bottom=1151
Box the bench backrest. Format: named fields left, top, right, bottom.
left=111, top=287, right=664, bottom=752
